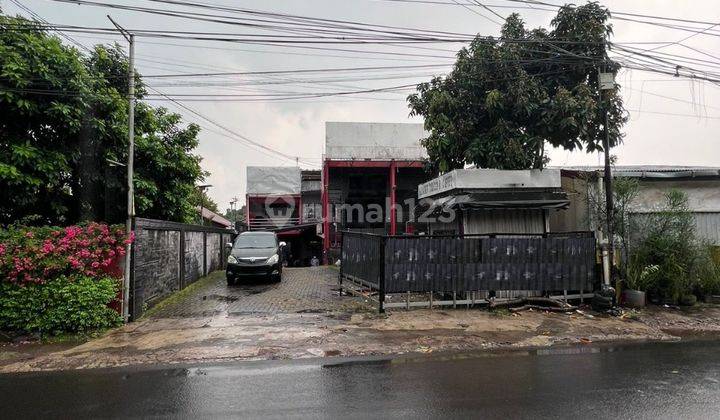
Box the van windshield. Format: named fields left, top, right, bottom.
left=234, top=234, right=276, bottom=249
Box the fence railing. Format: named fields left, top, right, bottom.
left=248, top=217, right=301, bottom=230
left=340, top=231, right=598, bottom=312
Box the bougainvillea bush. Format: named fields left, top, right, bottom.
left=0, top=223, right=132, bottom=334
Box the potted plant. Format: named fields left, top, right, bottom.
left=622, top=263, right=659, bottom=308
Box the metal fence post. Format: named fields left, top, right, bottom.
left=203, top=231, right=207, bottom=276
left=179, top=229, right=186, bottom=289
left=339, top=229, right=345, bottom=290
left=379, top=236, right=386, bottom=314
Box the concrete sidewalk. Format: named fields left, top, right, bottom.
left=2, top=267, right=720, bottom=372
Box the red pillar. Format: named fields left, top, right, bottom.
left=322, top=161, right=330, bottom=264
left=389, top=161, right=397, bottom=235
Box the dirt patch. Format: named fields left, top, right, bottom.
left=0, top=304, right=682, bottom=373
left=3, top=267, right=720, bottom=373
left=0, top=338, right=86, bottom=369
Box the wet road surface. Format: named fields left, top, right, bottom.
left=2, top=340, right=720, bottom=419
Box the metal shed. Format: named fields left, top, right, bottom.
left=417, top=169, right=570, bottom=235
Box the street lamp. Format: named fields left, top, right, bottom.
left=197, top=184, right=212, bottom=226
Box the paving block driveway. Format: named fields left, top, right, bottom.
left=149, top=266, right=363, bottom=317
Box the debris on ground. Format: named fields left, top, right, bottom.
left=490, top=297, right=577, bottom=313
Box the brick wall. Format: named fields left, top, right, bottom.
left=130, top=218, right=235, bottom=320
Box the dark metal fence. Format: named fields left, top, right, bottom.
left=340, top=231, right=597, bottom=311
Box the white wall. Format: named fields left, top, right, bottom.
left=246, top=166, right=302, bottom=195
left=325, top=122, right=427, bottom=160
left=463, top=209, right=545, bottom=235
left=630, top=180, right=720, bottom=213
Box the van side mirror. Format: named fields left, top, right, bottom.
left=279, top=241, right=287, bottom=248
left=225, top=242, right=233, bottom=249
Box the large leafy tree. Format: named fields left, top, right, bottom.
left=0, top=14, right=207, bottom=225
left=408, top=3, right=626, bottom=172
left=0, top=15, right=87, bottom=224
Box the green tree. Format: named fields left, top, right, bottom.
left=0, top=14, right=208, bottom=225
left=0, top=15, right=88, bottom=224
left=408, top=3, right=626, bottom=172
left=188, top=188, right=219, bottom=214
left=224, top=204, right=246, bottom=224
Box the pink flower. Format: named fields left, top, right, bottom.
left=0, top=243, right=5, bottom=256
left=91, top=261, right=100, bottom=268
left=68, top=257, right=82, bottom=269
left=41, top=241, right=55, bottom=254
left=25, top=231, right=34, bottom=238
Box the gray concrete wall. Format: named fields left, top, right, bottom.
left=184, top=231, right=204, bottom=284
left=631, top=180, right=720, bottom=213
left=206, top=232, right=221, bottom=274
left=554, top=175, right=720, bottom=244
left=130, top=218, right=234, bottom=320
left=132, top=229, right=181, bottom=311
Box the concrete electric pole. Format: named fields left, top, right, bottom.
left=108, top=15, right=134, bottom=323
left=598, top=37, right=616, bottom=291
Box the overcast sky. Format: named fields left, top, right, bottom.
left=3, top=0, right=719, bottom=212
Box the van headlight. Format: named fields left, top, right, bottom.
left=228, top=255, right=238, bottom=264
left=266, top=254, right=279, bottom=265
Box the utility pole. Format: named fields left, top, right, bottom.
left=230, top=196, right=239, bottom=226
left=108, top=15, right=134, bottom=324
left=598, top=36, right=616, bottom=290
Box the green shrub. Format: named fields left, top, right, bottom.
left=0, top=275, right=122, bottom=334
left=692, top=245, right=720, bottom=298
left=629, top=190, right=720, bottom=302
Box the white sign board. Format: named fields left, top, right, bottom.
left=325, top=122, right=428, bottom=160
left=247, top=166, right=302, bottom=196
left=418, top=171, right=458, bottom=199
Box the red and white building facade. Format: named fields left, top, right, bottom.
left=320, top=122, right=430, bottom=263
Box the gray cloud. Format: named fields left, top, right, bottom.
left=7, top=0, right=718, bottom=211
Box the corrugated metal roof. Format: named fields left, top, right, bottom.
left=558, top=165, right=720, bottom=172
left=556, top=165, right=720, bottom=179
left=197, top=207, right=232, bottom=228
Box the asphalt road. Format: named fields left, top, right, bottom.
left=2, top=341, right=720, bottom=419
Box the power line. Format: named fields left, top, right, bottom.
left=8, top=0, right=93, bottom=53
left=626, top=108, right=720, bottom=120
left=146, top=85, right=320, bottom=166
left=470, top=0, right=507, bottom=22
left=450, top=0, right=503, bottom=26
